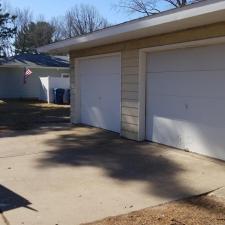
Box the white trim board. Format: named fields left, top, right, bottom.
left=140, top=36, right=225, bottom=53
left=0, top=65, right=70, bottom=70
left=38, top=0, right=225, bottom=54
left=75, top=52, right=121, bottom=61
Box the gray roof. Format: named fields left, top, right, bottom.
left=0, top=53, right=69, bottom=68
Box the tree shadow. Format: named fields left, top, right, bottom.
left=0, top=99, right=70, bottom=138
left=37, top=126, right=197, bottom=200
left=0, top=185, right=36, bottom=213
left=36, top=126, right=225, bottom=214
left=184, top=194, right=225, bottom=215
left=2, top=53, right=69, bottom=68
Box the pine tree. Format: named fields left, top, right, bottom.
left=0, top=4, right=16, bottom=57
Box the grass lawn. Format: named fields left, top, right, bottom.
left=0, top=99, right=70, bottom=130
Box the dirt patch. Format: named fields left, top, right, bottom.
left=0, top=99, right=70, bottom=130
left=84, top=195, right=225, bottom=225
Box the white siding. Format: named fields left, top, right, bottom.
left=0, top=67, right=69, bottom=99
left=40, top=77, right=70, bottom=103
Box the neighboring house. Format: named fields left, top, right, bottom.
left=38, top=0, right=225, bottom=161
left=0, top=53, right=70, bottom=100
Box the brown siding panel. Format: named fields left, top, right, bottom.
left=121, top=129, right=139, bottom=140
left=121, top=122, right=139, bottom=133
left=70, top=62, right=76, bottom=123
left=122, top=75, right=139, bottom=84
left=122, top=83, right=139, bottom=92
left=121, top=115, right=139, bottom=125
left=120, top=49, right=140, bottom=140
left=122, top=106, right=139, bottom=117
left=121, top=99, right=139, bottom=108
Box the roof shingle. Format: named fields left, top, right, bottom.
left=0, top=53, right=69, bottom=68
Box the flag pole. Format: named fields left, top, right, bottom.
left=23, top=67, right=26, bottom=84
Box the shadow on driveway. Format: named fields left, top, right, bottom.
left=36, top=126, right=225, bottom=214
left=0, top=99, right=70, bottom=138
left=0, top=185, right=36, bottom=213
left=37, top=126, right=197, bottom=199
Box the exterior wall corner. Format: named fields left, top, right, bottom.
left=69, top=58, right=80, bottom=124
left=121, top=49, right=145, bottom=141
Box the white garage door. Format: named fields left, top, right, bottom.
left=146, top=44, right=225, bottom=160
left=79, top=54, right=121, bottom=133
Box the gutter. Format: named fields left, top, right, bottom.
left=0, top=65, right=70, bottom=70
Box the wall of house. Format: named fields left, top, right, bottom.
left=69, top=22, right=225, bottom=140
left=0, top=67, right=69, bottom=99
left=121, top=49, right=140, bottom=140
left=70, top=59, right=77, bottom=123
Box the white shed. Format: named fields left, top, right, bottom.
left=0, top=53, right=70, bottom=101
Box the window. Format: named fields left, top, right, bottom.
left=61, top=73, right=70, bottom=78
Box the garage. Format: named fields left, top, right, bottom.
left=78, top=54, right=121, bottom=133
left=146, top=43, right=225, bottom=160
left=38, top=0, right=225, bottom=161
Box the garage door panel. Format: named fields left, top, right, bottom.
left=147, top=44, right=225, bottom=73
left=146, top=44, right=225, bottom=160
left=148, top=71, right=225, bottom=98
left=148, top=95, right=225, bottom=130
left=150, top=116, right=225, bottom=160
left=80, top=55, right=121, bottom=76
left=81, top=104, right=104, bottom=129
left=80, top=55, right=121, bottom=133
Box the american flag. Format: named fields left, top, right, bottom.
left=24, top=68, right=32, bottom=84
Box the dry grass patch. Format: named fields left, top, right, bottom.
left=0, top=99, right=70, bottom=130
left=84, top=195, right=225, bottom=225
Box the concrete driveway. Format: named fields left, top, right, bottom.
left=0, top=124, right=225, bottom=225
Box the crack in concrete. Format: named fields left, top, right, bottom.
left=0, top=151, right=45, bottom=159
left=0, top=212, right=10, bottom=225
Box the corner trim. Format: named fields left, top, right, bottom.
left=140, top=36, right=225, bottom=53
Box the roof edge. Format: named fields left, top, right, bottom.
left=38, top=0, right=225, bottom=54
left=0, top=65, right=70, bottom=69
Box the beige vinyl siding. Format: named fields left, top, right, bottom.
left=121, top=99, right=138, bottom=108
left=121, top=49, right=139, bottom=139
left=122, top=75, right=139, bottom=84
left=121, top=129, right=139, bottom=141
left=70, top=60, right=77, bottom=123
left=121, top=114, right=139, bottom=125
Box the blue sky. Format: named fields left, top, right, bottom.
left=6, top=0, right=136, bottom=24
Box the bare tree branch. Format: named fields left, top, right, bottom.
left=51, top=17, right=65, bottom=42
left=116, top=0, right=205, bottom=16
left=14, top=8, right=32, bottom=31
left=118, top=0, right=160, bottom=16
left=61, top=4, right=110, bottom=39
